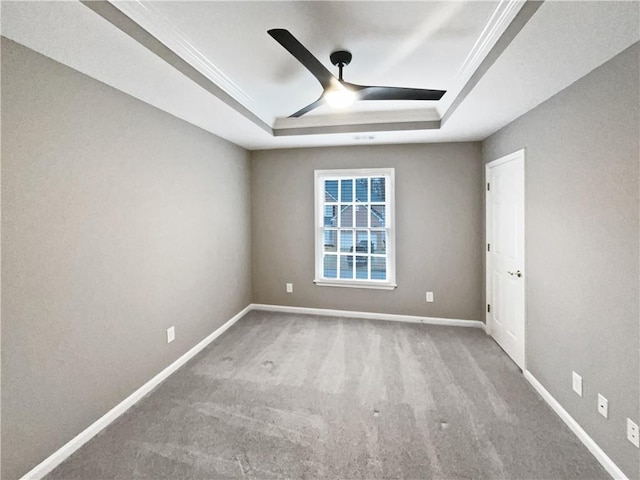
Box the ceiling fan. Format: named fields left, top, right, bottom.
left=268, top=29, right=446, bottom=118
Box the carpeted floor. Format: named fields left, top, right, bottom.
left=47, top=311, right=608, bottom=479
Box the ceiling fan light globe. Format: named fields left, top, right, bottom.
left=325, top=88, right=357, bottom=109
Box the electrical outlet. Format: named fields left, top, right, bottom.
left=426, top=291, right=434, bottom=302
left=597, top=394, right=608, bottom=418
left=166, top=326, right=175, bottom=344
left=627, top=418, right=639, bottom=448
left=572, top=372, right=582, bottom=397
left=286, top=283, right=293, bottom=293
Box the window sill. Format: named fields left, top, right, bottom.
left=313, top=279, right=397, bottom=290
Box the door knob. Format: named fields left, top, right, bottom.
left=508, top=270, right=522, bottom=278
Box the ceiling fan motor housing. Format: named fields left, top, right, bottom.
left=330, top=50, right=352, bottom=67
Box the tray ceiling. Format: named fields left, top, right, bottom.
left=2, top=1, right=639, bottom=149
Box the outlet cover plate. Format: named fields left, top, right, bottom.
left=572, top=372, right=582, bottom=397
left=286, top=283, right=293, bottom=293
left=167, top=326, right=175, bottom=344
left=597, top=394, right=608, bottom=418
left=426, top=291, right=434, bottom=302
left=627, top=418, right=639, bottom=448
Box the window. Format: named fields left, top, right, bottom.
left=314, top=168, right=396, bottom=289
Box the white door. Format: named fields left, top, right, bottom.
left=486, top=150, right=525, bottom=369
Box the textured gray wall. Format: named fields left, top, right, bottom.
left=1, top=38, right=252, bottom=480
left=251, top=143, right=484, bottom=321
left=483, top=43, right=640, bottom=478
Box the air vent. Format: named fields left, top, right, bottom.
left=353, top=135, right=376, bottom=141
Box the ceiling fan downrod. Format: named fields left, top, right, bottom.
left=330, top=50, right=352, bottom=81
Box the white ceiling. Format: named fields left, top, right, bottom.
left=2, top=1, right=639, bottom=150
left=113, top=1, right=501, bottom=121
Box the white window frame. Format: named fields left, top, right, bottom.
left=314, top=168, right=396, bottom=290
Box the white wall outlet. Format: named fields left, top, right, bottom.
left=166, top=326, right=175, bottom=344
left=572, top=371, right=582, bottom=397
left=597, top=394, right=608, bottom=418
left=286, top=283, right=293, bottom=293
left=627, top=418, right=639, bottom=448
left=426, top=291, right=434, bottom=302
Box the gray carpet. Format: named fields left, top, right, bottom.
left=47, top=311, right=608, bottom=479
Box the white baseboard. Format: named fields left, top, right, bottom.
left=524, top=370, right=627, bottom=480
left=20, top=304, right=252, bottom=480
left=250, top=303, right=486, bottom=330
left=20, top=306, right=626, bottom=480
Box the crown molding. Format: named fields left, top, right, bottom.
left=111, top=0, right=270, bottom=124
left=438, top=0, right=528, bottom=118
left=457, top=0, right=526, bottom=82
left=440, top=0, right=543, bottom=125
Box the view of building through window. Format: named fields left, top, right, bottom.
left=315, top=169, right=395, bottom=288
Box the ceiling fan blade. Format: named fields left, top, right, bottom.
left=268, top=29, right=337, bottom=91
left=289, top=96, right=325, bottom=118
left=348, top=84, right=446, bottom=101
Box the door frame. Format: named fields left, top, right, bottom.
left=485, top=148, right=526, bottom=369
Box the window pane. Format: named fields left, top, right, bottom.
left=323, top=255, right=337, bottom=278
left=356, top=230, right=370, bottom=252
left=372, top=231, right=386, bottom=253
left=371, top=260, right=387, bottom=280
left=340, top=205, right=353, bottom=227
left=356, top=264, right=368, bottom=279
left=324, top=205, right=338, bottom=226
left=341, top=179, right=353, bottom=202
left=340, top=230, right=353, bottom=253
left=371, top=177, right=386, bottom=202
left=325, top=180, right=338, bottom=202
left=351, top=230, right=368, bottom=276
left=340, top=256, right=353, bottom=279
left=370, top=205, right=385, bottom=227
left=355, top=205, right=368, bottom=227
left=324, top=230, right=337, bottom=252
left=355, top=178, right=368, bottom=202
left=354, top=254, right=367, bottom=272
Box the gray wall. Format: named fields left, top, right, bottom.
left=251, top=143, right=484, bottom=320
left=483, top=43, right=640, bottom=478
left=1, top=38, right=252, bottom=480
